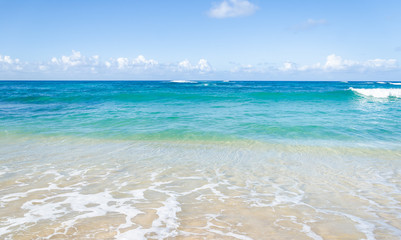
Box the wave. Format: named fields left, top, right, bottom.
left=349, top=87, right=401, bottom=98
left=170, top=80, right=197, bottom=83
left=389, top=82, right=401, bottom=85
left=377, top=82, right=386, bottom=84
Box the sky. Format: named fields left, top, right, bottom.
left=0, top=0, right=401, bottom=80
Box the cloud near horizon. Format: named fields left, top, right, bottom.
left=279, top=54, right=398, bottom=72
left=229, top=54, right=398, bottom=75
left=208, top=0, right=258, bottom=19
left=2, top=50, right=213, bottom=79
left=0, top=51, right=399, bottom=80
left=48, top=50, right=100, bottom=73
left=0, top=54, right=24, bottom=71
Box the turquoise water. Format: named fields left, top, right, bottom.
left=1, top=81, right=401, bottom=146
left=1, top=81, right=401, bottom=239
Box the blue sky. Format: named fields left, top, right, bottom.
left=0, top=0, right=401, bottom=80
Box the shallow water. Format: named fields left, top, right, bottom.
left=1, top=81, right=401, bottom=239
left=1, top=137, right=401, bottom=239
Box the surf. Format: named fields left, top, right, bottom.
left=349, top=87, right=401, bottom=98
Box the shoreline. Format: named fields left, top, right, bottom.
left=1, top=135, right=400, bottom=239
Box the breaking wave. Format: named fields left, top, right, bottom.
left=349, top=87, right=401, bottom=98
left=170, top=80, right=197, bottom=83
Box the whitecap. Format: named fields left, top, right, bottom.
left=389, top=82, right=401, bottom=85
left=170, top=80, right=197, bottom=83
left=349, top=87, right=401, bottom=98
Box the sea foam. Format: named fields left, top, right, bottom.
left=349, top=87, right=401, bottom=98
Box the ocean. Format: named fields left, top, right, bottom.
left=1, top=81, right=401, bottom=239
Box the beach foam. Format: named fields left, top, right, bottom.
left=1, top=138, right=400, bottom=239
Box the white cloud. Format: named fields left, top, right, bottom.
left=0, top=55, right=15, bottom=64
left=107, top=55, right=159, bottom=71
left=0, top=54, right=23, bottom=71
left=282, top=54, right=398, bottom=72
left=208, top=0, right=258, bottom=19
left=117, top=57, right=129, bottom=69
left=324, top=54, right=355, bottom=70
left=1, top=51, right=399, bottom=80
left=279, top=62, right=297, bottom=72
left=133, top=55, right=158, bottom=65
left=230, top=54, right=399, bottom=76
left=364, top=59, right=397, bottom=69
left=61, top=50, right=82, bottom=66
left=178, top=59, right=212, bottom=73
left=105, top=61, right=112, bottom=68
left=49, top=50, right=100, bottom=71
left=44, top=51, right=211, bottom=75
left=198, top=59, right=212, bottom=72
left=178, top=59, right=192, bottom=69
